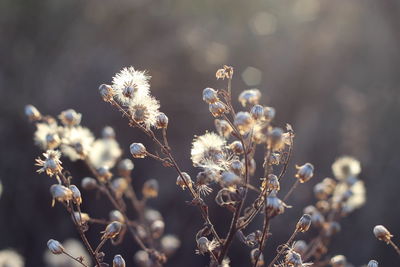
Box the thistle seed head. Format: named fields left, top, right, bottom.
left=203, top=88, right=219, bottom=103
left=229, top=141, right=244, bottom=154
left=209, top=101, right=228, bottom=117
left=293, top=240, right=307, bottom=255
left=99, top=84, right=114, bottom=102
left=69, top=185, right=82, bottom=205
left=155, top=112, right=169, bottom=129
left=50, top=184, right=73, bottom=205
left=296, top=214, right=312, bottom=232
left=58, top=109, right=82, bottom=126
left=250, top=104, right=265, bottom=120
left=238, top=89, right=261, bottom=107
left=234, top=112, right=253, bottom=134
left=176, top=172, right=192, bottom=190
left=35, top=150, right=63, bottom=177
left=196, top=236, right=210, bottom=255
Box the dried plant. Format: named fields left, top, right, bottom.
left=24, top=65, right=395, bottom=266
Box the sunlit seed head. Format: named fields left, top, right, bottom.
left=229, top=141, right=244, bottom=154
left=117, top=159, right=134, bottom=177
left=209, top=101, right=228, bottom=117
left=296, top=214, right=312, bottom=232
left=142, top=179, right=159, bottom=198
left=196, top=236, right=210, bottom=255
left=234, top=112, right=254, bottom=134
left=97, top=166, right=112, bottom=183
left=36, top=150, right=63, bottom=177
left=98, top=84, right=114, bottom=102
left=191, top=132, right=226, bottom=169
left=373, top=225, right=392, bottom=243
left=238, top=89, right=261, bottom=107
left=266, top=174, right=280, bottom=191
left=112, top=67, right=151, bottom=106
left=50, top=184, right=73, bottom=205
left=25, top=104, right=41, bottom=121
left=151, top=220, right=165, bottom=239
left=61, top=126, right=95, bottom=161
left=73, top=212, right=90, bottom=225
left=130, top=143, right=147, bottom=158
left=332, top=156, right=361, bottom=180
left=268, top=127, right=284, bottom=151
left=266, top=191, right=285, bottom=217
left=264, top=106, right=276, bottom=121
left=203, top=87, right=219, bottom=104
left=69, top=185, right=82, bottom=205
left=367, top=260, right=378, bottom=267
left=230, top=159, right=243, bottom=176
left=102, top=221, right=122, bottom=240
left=284, top=249, right=303, bottom=266
left=176, top=172, right=192, bottom=190
left=250, top=104, right=265, bottom=120
left=47, top=239, right=64, bottom=255
left=113, top=255, right=126, bottom=267
left=155, top=112, right=169, bottom=129
left=58, top=109, right=82, bottom=126
left=111, top=178, right=129, bottom=198
left=295, top=163, right=314, bottom=183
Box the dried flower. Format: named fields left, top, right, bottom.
left=216, top=65, right=233, bottom=80
left=112, top=66, right=150, bottom=105
left=101, top=221, right=122, bottom=240
left=191, top=132, right=227, bottom=169
left=130, top=143, right=147, bottom=158
left=234, top=112, right=254, bottom=134
left=330, top=255, right=347, bottom=267
left=61, top=126, right=94, bottom=161
left=229, top=141, right=244, bottom=154
left=295, top=163, right=314, bottom=183
left=36, top=150, right=63, bottom=177
left=284, top=249, right=304, bottom=266
left=250, top=105, right=264, bottom=120
left=34, top=121, right=61, bottom=150
left=203, top=88, right=219, bottom=103
left=176, top=172, right=192, bottom=190
left=50, top=184, right=73, bottom=205
left=58, top=109, right=82, bottom=126
left=25, top=104, right=41, bottom=121
left=128, top=94, right=160, bottom=128
left=142, top=179, right=159, bottom=198
left=264, top=106, right=276, bottom=121
left=296, top=214, right=312, bottom=232
left=89, top=138, right=122, bottom=169
left=98, top=84, right=114, bottom=102
left=266, top=174, right=280, bottom=191
left=209, top=101, right=228, bottom=117
left=69, top=185, right=82, bottom=205
left=238, top=89, right=261, bottom=107
left=196, top=236, right=210, bottom=255
left=268, top=127, right=284, bottom=150
left=266, top=191, right=286, bottom=217
left=332, top=156, right=361, bottom=180
left=47, top=239, right=64, bottom=255
left=112, top=255, right=126, bottom=267
left=373, top=225, right=393, bottom=243
left=155, top=112, right=169, bottom=129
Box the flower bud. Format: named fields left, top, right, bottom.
left=268, top=127, right=284, bottom=150
left=373, top=225, right=393, bottom=243
left=58, top=109, right=82, bottom=126
left=250, top=105, right=264, bottom=120
left=102, top=126, right=116, bottom=139
left=142, top=179, right=159, bottom=198
left=102, top=221, right=122, bottom=240
left=151, top=220, right=165, bottom=239
left=47, top=239, right=64, bottom=255
left=295, top=163, right=314, bottom=183
left=368, top=260, right=378, bottom=267
left=176, top=172, right=192, bottom=190
left=196, top=236, right=210, bottom=254
left=130, top=143, right=147, bottom=158
left=155, top=113, right=169, bottom=129
left=203, top=88, right=219, bottom=103
left=81, top=177, right=97, bottom=190
left=25, top=104, right=41, bottom=121
left=112, top=178, right=129, bottom=197
left=229, top=141, right=244, bottom=154
left=109, top=210, right=125, bottom=223
left=296, top=214, right=312, bottom=232
left=117, top=159, right=134, bottom=177
left=99, top=84, right=114, bottom=102
left=209, top=101, right=227, bottom=117
left=69, top=185, right=82, bottom=205
left=113, top=254, right=126, bottom=267
left=50, top=184, right=73, bottom=205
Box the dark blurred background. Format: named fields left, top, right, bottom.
left=1, top=0, right=400, bottom=266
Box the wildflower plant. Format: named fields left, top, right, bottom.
left=25, top=65, right=393, bottom=266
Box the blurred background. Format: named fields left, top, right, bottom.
left=1, top=0, right=400, bottom=266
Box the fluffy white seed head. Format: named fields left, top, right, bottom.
left=58, top=109, right=82, bottom=126
left=332, top=156, right=361, bottom=180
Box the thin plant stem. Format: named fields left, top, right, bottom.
left=94, top=239, right=107, bottom=254
left=283, top=180, right=300, bottom=203
left=63, top=251, right=89, bottom=267
left=253, top=217, right=270, bottom=267
left=267, top=230, right=299, bottom=267
left=389, top=240, right=400, bottom=256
